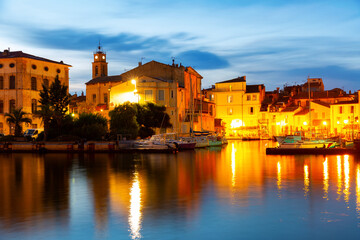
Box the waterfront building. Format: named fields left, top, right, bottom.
left=0, top=49, right=71, bottom=135
left=206, top=76, right=265, bottom=138
left=86, top=47, right=214, bottom=134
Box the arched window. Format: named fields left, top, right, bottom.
left=31, top=77, right=37, bottom=90
left=43, top=79, right=49, bottom=89
left=9, top=76, right=15, bottom=89
left=0, top=76, right=3, bottom=89
left=9, top=99, right=15, bottom=113
left=31, top=99, right=37, bottom=113
left=95, top=66, right=99, bottom=76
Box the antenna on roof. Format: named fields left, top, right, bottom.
left=171, top=57, right=175, bottom=66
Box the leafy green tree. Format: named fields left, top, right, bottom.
left=38, top=75, right=70, bottom=140
left=109, top=102, right=139, bottom=139
left=73, top=113, right=108, bottom=140
left=5, top=108, right=32, bottom=136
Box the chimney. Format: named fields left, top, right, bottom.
left=138, top=62, right=142, bottom=66
left=276, top=87, right=280, bottom=93
left=3, top=49, right=9, bottom=56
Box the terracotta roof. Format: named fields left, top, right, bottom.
left=282, top=105, right=300, bottom=112
left=0, top=50, right=71, bottom=66
left=85, top=75, right=123, bottom=85
left=292, top=91, right=350, bottom=99
left=294, top=108, right=309, bottom=116
left=312, top=100, right=330, bottom=108
left=216, top=76, right=246, bottom=84
left=331, top=100, right=358, bottom=105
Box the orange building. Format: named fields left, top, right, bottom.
left=0, top=49, right=71, bottom=135
left=86, top=48, right=214, bottom=134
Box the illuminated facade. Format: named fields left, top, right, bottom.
left=0, top=49, right=71, bottom=134
left=86, top=49, right=214, bottom=134
left=206, top=76, right=265, bottom=138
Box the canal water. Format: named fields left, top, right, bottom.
left=0, top=140, right=360, bottom=239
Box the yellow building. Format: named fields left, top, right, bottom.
left=207, top=76, right=265, bottom=138
left=0, top=49, right=71, bottom=134
left=86, top=48, right=214, bottom=134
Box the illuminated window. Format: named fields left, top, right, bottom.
left=247, top=95, right=251, bottom=101
left=9, top=76, right=15, bottom=89
left=9, top=99, right=15, bottom=113
left=0, top=76, right=3, bottom=89
left=252, top=95, right=257, bottom=101
left=211, top=94, right=214, bottom=101
left=145, top=90, right=153, bottom=101
left=158, top=90, right=165, bottom=101
left=31, top=99, right=37, bottom=113
left=228, top=107, right=233, bottom=115
left=31, top=77, right=37, bottom=90
left=92, top=94, right=96, bottom=103
left=227, top=95, right=233, bottom=103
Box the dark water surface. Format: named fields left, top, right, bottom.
left=1, top=140, right=360, bottom=239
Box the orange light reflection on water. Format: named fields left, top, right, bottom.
left=277, top=161, right=282, bottom=197
left=231, top=143, right=236, bottom=187
left=129, top=171, right=142, bottom=240
left=323, top=158, right=329, bottom=200
left=304, top=165, right=309, bottom=197
left=337, top=155, right=342, bottom=200
left=344, top=155, right=350, bottom=205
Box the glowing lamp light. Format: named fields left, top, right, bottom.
left=71, top=113, right=75, bottom=117
left=323, top=121, right=327, bottom=126
left=337, top=121, right=340, bottom=124
left=344, top=119, right=349, bottom=124
left=303, top=121, right=308, bottom=126
left=131, top=79, right=136, bottom=85
left=100, top=109, right=103, bottom=112
left=230, top=119, right=243, bottom=129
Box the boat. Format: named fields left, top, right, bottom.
left=132, top=139, right=177, bottom=151
left=151, top=133, right=196, bottom=150
left=182, top=136, right=209, bottom=148
left=208, top=135, right=222, bottom=147
left=278, top=133, right=337, bottom=149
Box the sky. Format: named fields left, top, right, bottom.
left=0, top=0, right=359, bottom=94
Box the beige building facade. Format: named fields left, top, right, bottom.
left=0, top=50, right=70, bottom=134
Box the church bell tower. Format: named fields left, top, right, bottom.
left=92, top=43, right=108, bottom=79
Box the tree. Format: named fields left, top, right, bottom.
left=38, top=75, right=70, bottom=140
left=135, top=102, right=172, bottom=138
left=109, top=102, right=139, bottom=139
left=5, top=108, right=32, bottom=136
left=73, top=113, right=108, bottom=140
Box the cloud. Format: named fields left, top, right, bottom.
left=176, top=50, right=229, bottom=70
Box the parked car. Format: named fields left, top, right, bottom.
left=24, top=129, right=41, bottom=140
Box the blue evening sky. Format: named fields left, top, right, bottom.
left=0, top=0, right=359, bottom=93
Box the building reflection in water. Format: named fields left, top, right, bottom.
left=304, top=164, right=309, bottom=198
left=337, top=155, right=342, bottom=201
left=129, top=170, right=142, bottom=240
left=323, top=158, right=329, bottom=200
left=343, top=155, right=350, bottom=205
left=231, top=143, right=236, bottom=187
left=357, top=164, right=360, bottom=225
left=277, top=161, right=282, bottom=197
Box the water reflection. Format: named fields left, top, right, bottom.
left=0, top=143, right=360, bottom=239
left=129, top=171, right=142, bottom=240
left=323, top=158, right=329, bottom=200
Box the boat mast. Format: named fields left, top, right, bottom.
left=308, top=76, right=312, bottom=139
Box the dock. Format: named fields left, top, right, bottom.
left=266, top=147, right=357, bottom=155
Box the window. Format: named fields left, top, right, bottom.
left=31, top=77, right=37, bottom=90
left=9, top=76, right=15, bottom=89
left=92, top=94, right=96, bottom=103
left=44, top=66, right=49, bottom=71
left=0, top=64, right=3, bottom=68
left=9, top=63, right=15, bottom=68
left=250, top=107, right=254, bottom=114
left=103, top=93, right=108, bottom=104
left=0, top=76, right=3, bottom=89
left=227, top=107, right=233, bottom=115
left=227, top=95, right=233, bottom=103
left=171, top=90, right=174, bottom=99
left=322, top=112, right=325, bottom=119
left=95, top=66, right=98, bottom=76
left=158, top=90, right=165, bottom=101
left=210, top=105, right=213, bottom=116
left=252, top=95, right=257, bottom=101
left=9, top=99, right=15, bottom=113
left=145, top=90, right=153, bottom=101
left=339, top=106, right=343, bottom=114
left=31, top=124, right=38, bottom=129
left=350, top=106, right=354, bottom=114
left=56, top=69, right=61, bottom=73
left=247, top=95, right=251, bottom=101
left=211, top=94, right=214, bottom=101
left=31, top=64, right=37, bottom=70
left=43, top=79, right=49, bottom=89
left=0, top=101, right=3, bottom=113
left=31, top=99, right=37, bottom=113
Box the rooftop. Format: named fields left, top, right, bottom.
left=0, top=50, right=71, bottom=66
left=216, top=76, right=246, bottom=84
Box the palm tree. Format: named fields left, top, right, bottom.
left=5, top=108, right=32, bottom=136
